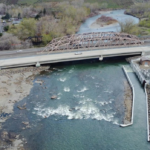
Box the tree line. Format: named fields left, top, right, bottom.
left=0, top=1, right=109, bottom=50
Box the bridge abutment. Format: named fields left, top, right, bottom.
left=99, top=56, right=103, bottom=61
left=141, top=52, right=145, bottom=56
left=36, top=62, right=41, bottom=67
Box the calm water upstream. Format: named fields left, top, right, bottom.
left=78, top=10, right=139, bottom=34
left=1, top=10, right=150, bottom=150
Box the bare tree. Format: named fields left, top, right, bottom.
left=0, top=33, right=32, bottom=50
left=119, top=19, right=139, bottom=35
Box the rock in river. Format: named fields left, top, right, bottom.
left=51, top=95, right=57, bottom=99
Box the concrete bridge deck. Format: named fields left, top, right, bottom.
left=0, top=46, right=150, bottom=69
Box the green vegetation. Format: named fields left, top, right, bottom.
left=9, top=18, right=37, bottom=39
left=2, top=13, right=11, bottom=20
left=139, top=19, right=150, bottom=28
left=0, top=0, right=142, bottom=49
left=119, top=19, right=140, bottom=35
left=4, top=26, right=9, bottom=31
left=0, top=0, right=133, bottom=8
left=126, top=2, right=150, bottom=19
left=8, top=2, right=90, bottom=44
left=126, top=2, right=150, bottom=35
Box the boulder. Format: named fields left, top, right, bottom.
left=51, top=95, right=57, bottom=99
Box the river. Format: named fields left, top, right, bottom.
left=78, top=9, right=139, bottom=34
left=1, top=10, right=150, bottom=150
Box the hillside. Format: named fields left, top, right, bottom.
left=0, top=0, right=133, bottom=8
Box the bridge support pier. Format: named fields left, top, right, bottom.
left=99, top=56, right=103, bottom=61
left=36, top=62, right=41, bottom=67
left=141, top=52, right=145, bottom=56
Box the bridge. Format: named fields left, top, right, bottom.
left=0, top=32, right=149, bottom=69
left=41, top=32, right=143, bottom=53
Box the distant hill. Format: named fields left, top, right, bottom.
left=0, top=0, right=133, bottom=8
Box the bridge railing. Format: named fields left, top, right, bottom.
left=40, top=32, right=143, bottom=54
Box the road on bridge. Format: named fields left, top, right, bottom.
left=1, top=44, right=150, bottom=59
left=0, top=46, right=150, bottom=69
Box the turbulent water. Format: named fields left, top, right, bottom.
left=1, top=58, right=150, bottom=150
left=1, top=9, right=150, bottom=150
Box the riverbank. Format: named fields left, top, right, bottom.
left=125, top=10, right=150, bottom=35
left=0, top=66, right=49, bottom=150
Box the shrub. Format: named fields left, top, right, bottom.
left=4, top=26, right=9, bottom=31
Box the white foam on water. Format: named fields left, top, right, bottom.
left=73, top=94, right=85, bottom=99
left=98, top=100, right=113, bottom=106
left=68, top=68, right=74, bottom=73
left=91, top=76, right=95, bottom=79
left=59, top=77, right=66, bottom=82
left=64, top=87, right=70, bottom=92
left=103, top=90, right=113, bottom=94
left=58, top=69, right=63, bottom=72
left=34, top=103, right=119, bottom=124
left=58, top=93, right=62, bottom=95
left=77, top=87, right=88, bottom=93
left=78, top=98, right=93, bottom=105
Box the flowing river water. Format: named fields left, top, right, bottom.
left=1, top=10, right=150, bottom=150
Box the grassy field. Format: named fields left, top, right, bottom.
left=0, top=0, right=133, bottom=8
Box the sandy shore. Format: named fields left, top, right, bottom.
left=124, top=80, right=133, bottom=124
left=90, top=10, right=119, bottom=29
left=90, top=22, right=118, bottom=29
left=0, top=66, right=49, bottom=150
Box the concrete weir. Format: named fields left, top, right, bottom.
left=120, top=66, right=135, bottom=127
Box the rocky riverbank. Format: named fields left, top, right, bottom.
left=0, top=66, right=50, bottom=150
left=124, top=80, right=132, bottom=124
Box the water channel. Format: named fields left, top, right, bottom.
left=1, top=10, right=150, bottom=150
left=78, top=9, right=139, bottom=33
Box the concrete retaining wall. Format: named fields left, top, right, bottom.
left=130, top=59, right=150, bottom=141
left=145, top=84, right=150, bottom=142
left=120, top=66, right=135, bottom=127
left=130, top=60, right=145, bottom=84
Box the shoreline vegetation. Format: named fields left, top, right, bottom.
left=124, top=2, right=150, bottom=35
left=0, top=0, right=133, bottom=51
left=0, top=66, right=49, bottom=149
left=0, top=1, right=109, bottom=50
